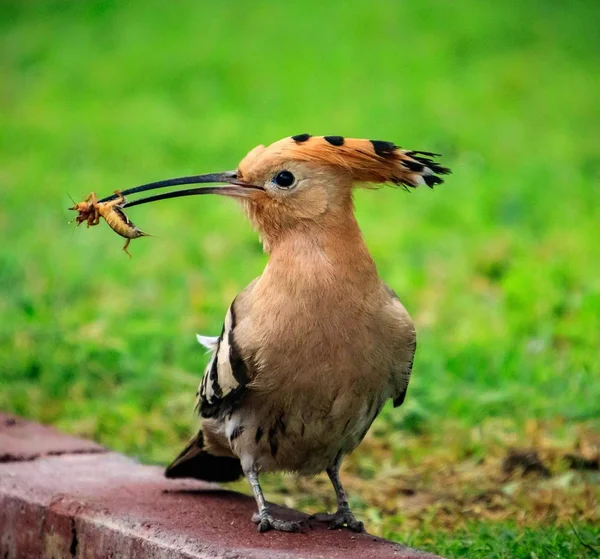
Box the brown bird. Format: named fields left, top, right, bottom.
left=124, top=134, right=450, bottom=533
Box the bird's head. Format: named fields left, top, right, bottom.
left=123, top=134, right=450, bottom=250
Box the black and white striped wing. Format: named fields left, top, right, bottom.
left=198, top=301, right=251, bottom=419
left=384, top=284, right=417, bottom=408
left=391, top=330, right=416, bottom=408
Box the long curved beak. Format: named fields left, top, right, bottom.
left=98, top=171, right=263, bottom=207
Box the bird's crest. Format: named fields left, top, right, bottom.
left=238, top=134, right=451, bottom=189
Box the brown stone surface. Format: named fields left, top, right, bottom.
left=0, top=413, right=105, bottom=462
left=0, top=414, right=442, bottom=559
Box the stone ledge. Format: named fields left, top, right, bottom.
left=0, top=413, right=105, bottom=462
left=0, top=413, right=441, bottom=558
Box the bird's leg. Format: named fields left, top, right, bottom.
left=310, top=455, right=365, bottom=532
left=245, top=464, right=304, bottom=533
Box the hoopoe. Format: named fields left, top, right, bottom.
left=126, top=134, right=450, bottom=533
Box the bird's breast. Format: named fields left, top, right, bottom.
left=220, top=242, right=413, bottom=473
left=235, top=271, right=398, bottom=415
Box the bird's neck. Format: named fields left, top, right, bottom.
left=260, top=208, right=379, bottom=291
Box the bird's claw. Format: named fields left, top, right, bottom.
left=310, top=508, right=365, bottom=532
left=252, top=511, right=305, bottom=533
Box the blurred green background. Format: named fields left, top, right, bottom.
left=1, top=1, right=599, bottom=557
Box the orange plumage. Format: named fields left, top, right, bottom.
left=238, top=134, right=450, bottom=189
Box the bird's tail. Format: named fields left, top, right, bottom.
left=164, top=430, right=243, bottom=482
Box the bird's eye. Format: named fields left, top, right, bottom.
left=273, top=170, right=295, bottom=189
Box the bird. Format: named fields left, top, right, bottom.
left=144, top=134, right=451, bottom=533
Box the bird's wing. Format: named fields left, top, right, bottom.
left=383, top=283, right=417, bottom=408
left=196, top=334, right=219, bottom=352
left=197, top=292, right=255, bottom=420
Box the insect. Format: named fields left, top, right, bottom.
left=69, top=191, right=149, bottom=257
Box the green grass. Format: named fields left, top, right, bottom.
left=402, top=523, right=600, bottom=559
left=1, top=1, right=599, bottom=557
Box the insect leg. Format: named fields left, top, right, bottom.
left=122, top=238, right=132, bottom=258
left=91, top=207, right=101, bottom=226
left=113, top=190, right=126, bottom=205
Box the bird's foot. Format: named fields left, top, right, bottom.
left=252, top=511, right=305, bottom=533
left=310, top=507, right=365, bottom=532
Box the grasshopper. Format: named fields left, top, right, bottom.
left=69, top=191, right=149, bottom=257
